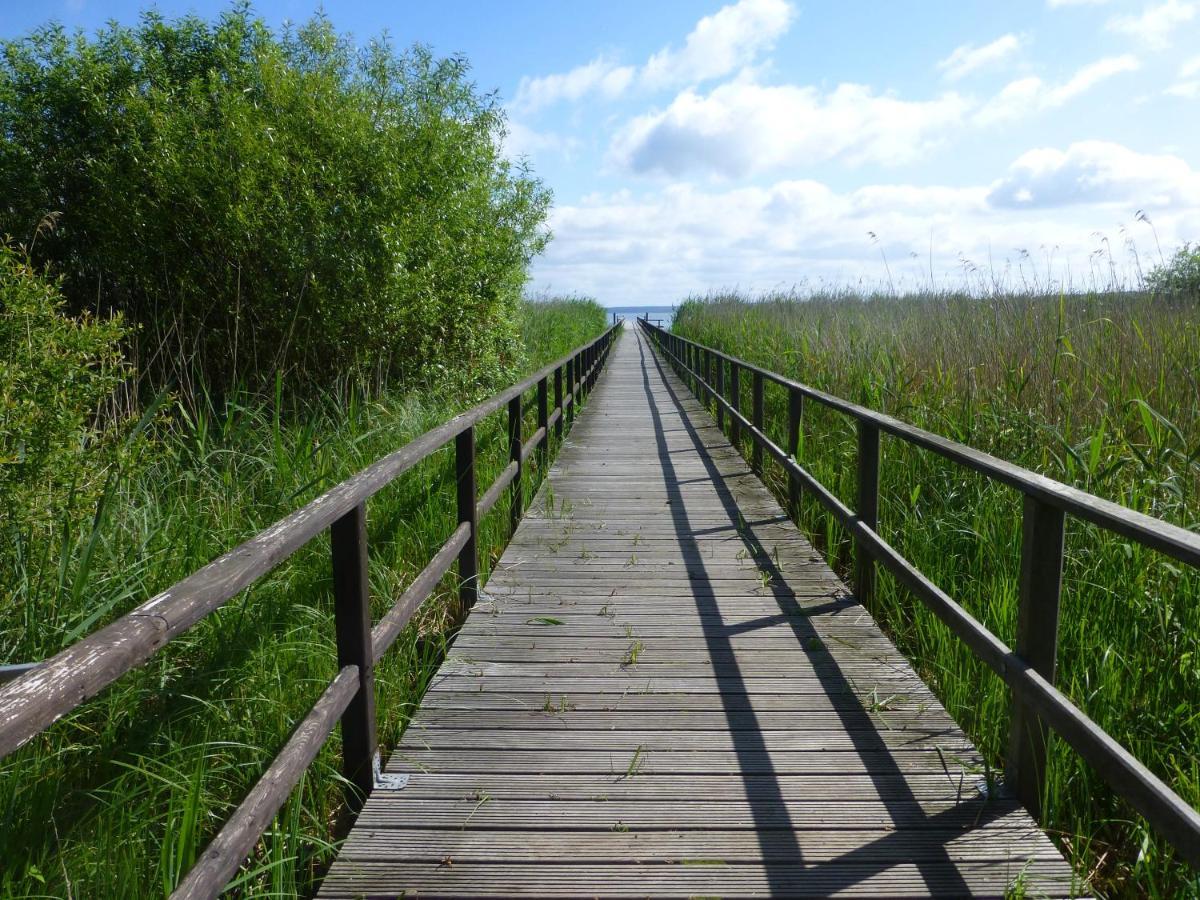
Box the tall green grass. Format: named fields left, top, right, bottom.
left=672, top=291, right=1200, bottom=899
left=0, top=297, right=607, bottom=897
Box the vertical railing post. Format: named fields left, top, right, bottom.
left=508, top=394, right=522, bottom=537
left=537, top=376, right=549, bottom=470
left=566, top=357, right=575, bottom=424
left=855, top=421, right=880, bottom=610
left=704, top=350, right=712, bottom=412
left=787, top=387, right=803, bottom=517
left=330, top=503, right=377, bottom=812
left=554, top=366, right=563, bottom=439
left=1008, top=495, right=1065, bottom=821
left=716, top=356, right=725, bottom=432
left=752, top=371, right=764, bottom=474
left=455, top=427, right=478, bottom=611
left=730, top=364, right=741, bottom=450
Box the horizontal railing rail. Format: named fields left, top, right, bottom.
left=0, top=321, right=622, bottom=899
left=638, top=317, right=1200, bottom=870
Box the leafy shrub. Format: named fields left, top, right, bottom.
left=1146, top=243, right=1200, bottom=297
left=0, top=244, right=142, bottom=581
left=0, top=8, right=550, bottom=393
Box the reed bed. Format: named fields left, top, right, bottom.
left=672, top=291, right=1200, bottom=899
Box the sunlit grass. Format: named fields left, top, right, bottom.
left=672, top=290, right=1200, bottom=899
left=0, top=298, right=608, bottom=897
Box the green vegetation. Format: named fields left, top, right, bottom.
left=0, top=245, right=146, bottom=586
left=0, top=7, right=549, bottom=392
left=1147, top=243, right=1200, bottom=298
left=0, top=294, right=606, bottom=896
left=672, top=291, right=1200, bottom=897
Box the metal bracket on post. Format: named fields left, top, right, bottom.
left=372, top=751, right=409, bottom=791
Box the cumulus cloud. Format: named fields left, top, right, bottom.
left=641, top=0, right=794, bottom=88
left=975, top=55, right=1139, bottom=124
left=988, top=140, right=1200, bottom=208
left=937, top=34, right=1023, bottom=81
left=513, top=57, right=636, bottom=112
left=609, top=80, right=970, bottom=177
left=512, top=0, right=793, bottom=111
left=1106, top=0, right=1196, bottom=47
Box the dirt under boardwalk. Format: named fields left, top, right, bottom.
left=319, top=326, right=1082, bottom=899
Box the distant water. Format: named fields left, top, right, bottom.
left=604, top=305, right=676, bottom=328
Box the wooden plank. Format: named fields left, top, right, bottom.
left=319, top=861, right=1079, bottom=898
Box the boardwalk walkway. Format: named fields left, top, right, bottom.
left=319, top=327, right=1079, bottom=898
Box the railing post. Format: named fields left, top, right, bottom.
left=566, top=357, right=575, bottom=425
left=730, top=364, right=741, bottom=450
left=855, top=421, right=880, bottom=610
left=752, top=371, right=764, bottom=474
left=787, top=387, right=803, bottom=517
left=537, top=376, right=549, bottom=469
left=554, top=366, right=563, bottom=439
left=1008, top=494, right=1065, bottom=821
left=704, top=350, right=712, bottom=412
left=455, top=427, right=478, bottom=611
left=330, top=503, right=377, bottom=812
left=509, top=394, right=522, bottom=537
left=716, top=356, right=725, bottom=431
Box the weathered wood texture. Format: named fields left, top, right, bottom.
left=320, top=326, right=1081, bottom=899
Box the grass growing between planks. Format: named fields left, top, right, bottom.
left=0, top=297, right=608, bottom=897
left=672, top=291, right=1200, bottom=899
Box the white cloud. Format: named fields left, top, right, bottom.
left=1181, top=56, right=1200, bottom=76
left=1166, top=80, right=1200, bottom=97
left=610, top=80, right=970, bottom=177
left=531, top=141, right=1200, bottom=304
left=988, top=140, right=1200, bottom=208
left=975, top=55, right=1139, bottom=124
left=937, top=34, right=1023, bottom=81
left=504, top=121, right=580, bottom=159
left=1107, top=0, right=1196, bottom=47
left=641, top=0, right=794, bottom=88
left=512, top=0, right=793, bottom=111
left=514, top=57, right=636, bottom=112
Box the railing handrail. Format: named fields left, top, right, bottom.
left=0, top=319, right=622, bottom=898
left=638, top=316, right=1200, bottom=871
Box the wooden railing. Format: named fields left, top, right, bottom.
left=638, top=317, right=1200, bottom=870
left=0, top=322, right=621, bottom=898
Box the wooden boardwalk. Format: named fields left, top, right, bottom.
left=319, top=327, right=1080, bottom=898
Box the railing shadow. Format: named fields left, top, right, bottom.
left=635, top=330, right=982, bottom=895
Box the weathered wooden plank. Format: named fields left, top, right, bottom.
left=319, top=861, right=1079, bottom=898
left=337, top=825, right=1063, bottom=863
left=342, top=771, right=1000, bottom=801
left=382, top=748, right=987, bottom=776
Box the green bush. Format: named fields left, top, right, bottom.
left=0, top=244, right=142, bottom=591
left=1146, top=243, right=1200, bottom=297
left=0, top=7, right=550, bottom=393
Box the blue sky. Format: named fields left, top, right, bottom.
left=4, top=1, right=1199, bottom=304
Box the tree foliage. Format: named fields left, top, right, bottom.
left=1146, top=243, right=1200, bottom=298
left=0, top=244, right=143, bottom=572
left=0, top=6, right=551, bottom=392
